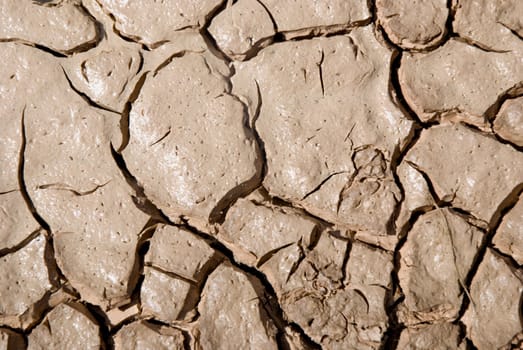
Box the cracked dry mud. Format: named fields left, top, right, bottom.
left=0, top=1, right=522, bottom=349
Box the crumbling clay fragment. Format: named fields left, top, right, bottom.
left=197, top=263, right=278, bottom=349
left=27, top=303, right=100, bottom=350
left=397, top=323, right=466, bottom=350
left=377, top=0, right=448, bottom=50
left=114, top=320, right=185, bottom=350
left=462, top=249, right=523, bottom=349
left=494, top=97, right=523, bottom=148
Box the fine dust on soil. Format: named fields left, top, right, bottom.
left=0, top=0, right=522, bottom=349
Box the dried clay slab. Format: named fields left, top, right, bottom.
left=233, top=25, right=412, bottom=235
left=376, top=0, right=448, bottom=50
left=124, top=50, right=262, bottom=230
left=27, top=303, right=100, bottom=350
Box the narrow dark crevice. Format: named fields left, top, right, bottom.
left=444, top=0, right=457, bottom=43
left=382, top=208, right=431, bottom=350
left=456, top=183, right=523, bottom=321
left=82, top=302, right=114, bottom=350
left=484, top=84, right=523, bottom=123
left=118, top=71, right=149, bottom=152
left=206, top=92, right=265, bottom=225
left=0, top=228, right=41, bottom=257
left=251, top=80, right=268, bottom=181
left=451, top=34, right=510, bottom=53
left=388, top=49, right=428, bottom=127
left=256, top=0, right=279, bottom=33
left=125, top=217, right=160, bottom=314
left=18, top=107, right=51, bottom=232
left=109, top=145, right=170, bottom=222
left=387, top=125, right=423, bottom=235
left=178, top=220, right=321, bottom=349
left=199, top=0, right=232, bottom=63
left=455, top=320, right=475, bottom=350
left=403, top=161, right=442, bottom=204
left=490, top=246, right=522, bottom=271
left=60, top=66, right=120, bottom=114
left=32, top=43, right=67, bottom=58
left=0, top=38, right=64, bottom=58
left=0, top=326, right=27, bottom=349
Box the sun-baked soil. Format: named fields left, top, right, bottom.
left=1, top=0, right=522, bottom=349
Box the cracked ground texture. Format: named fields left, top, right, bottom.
left=0, top=0, right=522, bottom=349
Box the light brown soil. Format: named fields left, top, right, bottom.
left=0, top=0, right=522, bottom=349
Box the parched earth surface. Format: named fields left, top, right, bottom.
left=1, top=0, right=523, bottom=349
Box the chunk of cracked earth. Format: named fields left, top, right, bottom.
left=454, top=0, right=523, bottom=52
left=494, top=97, right=523, bottom=147
left=209, top=0, right=275, bottom=60
left=97, top=0, right=223, bottom=47
left=9, top=43, right=150, bottom=309
left=197, top=263, right=278, bottom=349
left=232, top=26, right=412, bottom=233
left=405, top=123, right=523, bottom=223
left=259, top=0, right=370, bottom=38
left=376, top=0, right=448, bottom=50
left=395, top=160, right=435, bottom=231
left=264, top=233, right=391, bottom=349
left=220, top=198, right=318, bottom=266
left=140, top=267, right=194, bottom=323
left=0, top=234, right=54, bottom=329
left=113, top=321, right=185, bottom=350
left=27, top=303, right=100, bottom=350
left=398, top=209, right=483, bottom=324
left=397, top=323, right=466, bottom=350
left=399, top=39, right=523, bottom=124
left=145, top=224, right=219, bottom=281
left=0, top=0, right=98, bottom=54
left=463, top=249, right=523, bottom=349
left=124, top=52, right=261, bottom=229
left=62, top=42, right=142, bottom=112
left=0, top=328, right=24, bottom=350
left=493, top=195, right=523, bottom=265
